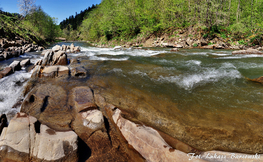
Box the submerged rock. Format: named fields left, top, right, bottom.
left=112, top=108, right=203, bottom=162
left=71, top=66, right=87, bottom=77
left=247, top=76, right=263, bottom=84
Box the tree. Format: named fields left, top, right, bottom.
left=17, top=0, right=36, bottom=16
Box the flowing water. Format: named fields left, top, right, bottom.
left=1, top=42, right=263, bottom=152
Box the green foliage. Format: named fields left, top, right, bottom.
left=238, top=39, right=247, bottom=45
left=23, top=6, right=61, bottom=41
left=208, top=42, right=214, bottom=45
left=0, top=11, right=44, bottom=44
left=193, top=43, right=198, bottom=47
left=221, top=34, right=227, bottom=39
left=203, top=33, right=208, bottom=38
left=58, top=0, right=263, bottom=44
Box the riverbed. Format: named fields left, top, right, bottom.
left=1, top=41, right=263, bottom=153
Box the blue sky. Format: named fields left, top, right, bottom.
left=0, top=0, right=101, bottom=23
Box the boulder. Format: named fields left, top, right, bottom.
left=21, top=84, right=73, bottom=131
left=232, top=48, right=263, bottom=55
left=162, top=43, right=174, bottom=48
left=41, top=49, right=48, bottom=55
left=70, top=43, right=75, bottom=52
left=174, top=44, right=183, bottom=48
left=25, top=47, right=33, bottom=53
left=0, top=113, right=78, bottom=162
left=37, top=46, right=44, bottom=51
left=61, top=45, right=66, bottom=51
left=70, top=88, right=145, bottom=162
left=69, top=86, right=97, bottom=113
left=200, top=45, right=214, bottom=49
left=69, top=86, right=111, bottom=160
left=52, top=45, right=61, bottom=52
left=42, top=49, right=54, bottom=66
left=71, top=66, right=87, bottom=77
left=30, top=65, right=42, bottom=78
left=9, top=60, right=21, bottom=72
left=112, top=109, right=205, bottom=162
left=200, top=39, right=208, bottom=46
left=0, top=67, right=12, bottom=78
left=52, top=51, right=68, bottom=65
left=20, top=59, right=31, bottom=67
left=0, top=113, right=36, bottom=161
left=73, top=46, right=81, bottom=52
left=41, top=50, right=68, bottom=66
left=186, top=38, right=193, bottom=47
left=40, top=66, right=69, bottom=78
left=31, top=124, right=78, bottom=162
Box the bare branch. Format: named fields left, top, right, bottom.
left=17, top=0, right=36, bottom=16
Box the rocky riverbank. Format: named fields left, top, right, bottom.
left=0, top=37, right=44, bottom=61
left=91, top=28, right=263, bottom=51
left=0, top=44, right=263, bottom=161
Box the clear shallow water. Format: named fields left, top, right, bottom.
left=1, top=42, right=263, bottom=151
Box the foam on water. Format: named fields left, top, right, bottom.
left=210, top=53, right=231, bottom=56
left=0, top=70, right=31, bottom=114
left=186, top=60, right=202, bottom=66
left=89, top=56, right=129, bottom=61
left=81, top=47, right=168, bottom=58
left=218, top=54, right=263, bottom=59
left=128, top=70, right=148, bottom=77
left=156, top=67, right=241, bottom=90
left=157, top=59, right=174, bottom=64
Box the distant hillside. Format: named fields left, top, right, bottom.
left=59, top=0, right=263, bottom=47
left=59, top=5, right=97, bottom=40
left=0, top=7, right=61, bottom=45
left=0, top=10, right=45, bottom=44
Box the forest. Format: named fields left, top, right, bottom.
left=0, top=1, right=60, bottom=44
left=59, top=0, right=263, bottom=46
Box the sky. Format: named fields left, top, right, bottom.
left=0, top=0, right=101, bottom=23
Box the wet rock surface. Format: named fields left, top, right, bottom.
left=0, top=38, right=44, bottom=61
left=3, top=44, right=263, bottom=161
left=21, top=84, right=73, bottom=131
left=0, top=113, right=78, bottom=162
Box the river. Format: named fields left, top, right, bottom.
left=1, top=41, right=263, bottom=152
